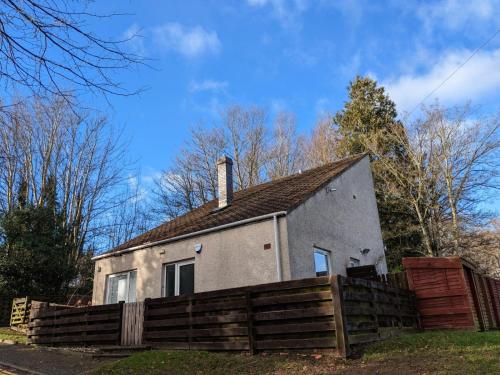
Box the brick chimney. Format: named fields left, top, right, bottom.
left=217, top=155, right=233, bottom=208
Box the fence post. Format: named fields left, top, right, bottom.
left=118, top=301, right=125, bottom=346
left=143, top=298, right=150, bottom=346
left=245, top=291, right=256, bottom=355
left=188, top=297, right=193, bottom=350
left=331, top=275, right=350, bottom=358
left=27, top=301, right=48, bottom=344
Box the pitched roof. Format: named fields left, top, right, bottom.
left=109, top=154, right=366, bottom=254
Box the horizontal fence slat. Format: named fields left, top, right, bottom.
left=255, top=337, right=335, bottom=350
left=253, top=306, right=333, bottom=321
left=31, top=333, right=119, bottom=344
left=29, top=322, right=119, bottom=336
left=29, top=312, right=120, bottom=327
left=255, top=321, right=335, bottom=335
left=252, top=291, right=332, bottom=307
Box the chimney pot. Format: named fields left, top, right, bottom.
left=217, top=156, right=233, bottom=208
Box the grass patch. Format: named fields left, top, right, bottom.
left=363, top=330, right=500, bottom=374
left=91, top=350, right=332, bottom=375
left=92, top=331, right=500, bottom=375
left=0, top=327, right=27, bottom=344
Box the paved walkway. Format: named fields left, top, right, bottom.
left=0, top=344, right=112, bottom=375
left=0, top=362, right=35, bottom=375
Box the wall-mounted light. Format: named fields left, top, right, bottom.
left=195, top=243, right=203, bottom=254
left=360, top=248, right=370, bottom=255
left=326, top=187, right=337, bottom=193
left=97, top=266, right=101, bottom=273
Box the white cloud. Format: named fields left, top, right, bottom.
left=247, top=0, right=309, bottom=29
left=152, top=23, right=221, bottom=58
left=383, top=49, right=500, bottom=113
left=417, top=0, right=499, bottom=31
left=189, top=79, right=228, bottom=93
left=122, top=23, right=146, bottom=55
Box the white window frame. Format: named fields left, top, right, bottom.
left=105, top=269, right=136, bottom=304
left=313, top=247, right=332, bottom=276
left=162, top=259, right=195, bottom=297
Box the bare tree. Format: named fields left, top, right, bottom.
left=0, top=0, right=143, bottom=99
left=363, top=104, right=499, bottom=257
left=154, top=106, right=270, bottom=220
left=266, top=112, right=305, bottom=180
left=427, top=105, right=500, bottom=253
left=461, top=220, right=500, bottom=278
left=153, top=127, right=226, bottom=221
left=0, top=94, right=137, bottom=260
left=97, top=174, right=152, bottom=250
left=223, top=106, right=267, bottom=189
left=304, top=115, right=340, bottom=168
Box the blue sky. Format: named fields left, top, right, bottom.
left=88, top=0, right=500, bottom=211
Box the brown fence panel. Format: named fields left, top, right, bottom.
left=143, top=276, right=335, bottom=352
left=341, top=276, right=419, bottom=346
left=28, top=302, right=123, bottom=346
left=143, top=275, right=417, bottom=356
left=144, top=286, right=250, bottom=351
left=252, top=276, right=335, bottom=352
left=403, top=257, right=476, bottom=330
left=486, top=278, right=500, bottom=327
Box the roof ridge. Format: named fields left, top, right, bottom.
left=234, top=153, right=367, bottom=193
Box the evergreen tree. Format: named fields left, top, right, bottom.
left=0, top=178, right=76, bottom=296
left=334, top=76, right=423, bottom=270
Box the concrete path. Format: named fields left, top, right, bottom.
left=0, top=344, right=113, bottom=375
left=0, top=362, right=34, bottom=375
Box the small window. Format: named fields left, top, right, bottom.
left=163, top=259, right=195, bottom=297
left=349, top=257, right=360, bottom=268
left=313, top=248, right=331, bottom=277
left=105, top=270, right=137, bottom=304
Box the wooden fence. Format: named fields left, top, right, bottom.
left=347, top=266, right=409, bottom=289
left=143, top=275, right=419, bottom=357
left=342, top=277, right=419, bottom=351
left=0, top=295, right=91, bottom=329
left=26, top=275, right=418, bottom=356
left=486, top=278, right=500, bottom=327
left=403, top=257, right=500, bottom=331
left=28, top=302, right=123, bottom=346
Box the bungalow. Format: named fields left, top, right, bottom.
left=91, top=154, right=387, bottom=305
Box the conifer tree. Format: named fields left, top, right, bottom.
left=334, top=76, right=423, bottom=270
left=0, top=178, right=76, bottom=296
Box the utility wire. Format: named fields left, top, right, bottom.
left=405, top=28, right=500, bottom=119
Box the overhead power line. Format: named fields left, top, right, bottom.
left=405, top=28, right=500, bottom=118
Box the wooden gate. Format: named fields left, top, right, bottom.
left=121, top=302, right=144, bottom=346
left=10, top=297, right=30, bottom=331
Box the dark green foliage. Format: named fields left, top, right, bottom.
left=0, top=178, right=76, bottom=296
left=334, top=76, right=402, bottom=157
left=334, top=76, right=423, bottom=270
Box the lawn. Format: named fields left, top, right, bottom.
left=0, top=327, right=27, bottom=344
left=92, top=330, right=500, bottom=375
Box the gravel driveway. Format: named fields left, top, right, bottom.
left=0, top=344, right=113, bottom=375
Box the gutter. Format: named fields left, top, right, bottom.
left=92, top=211, right=287, bottom=261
